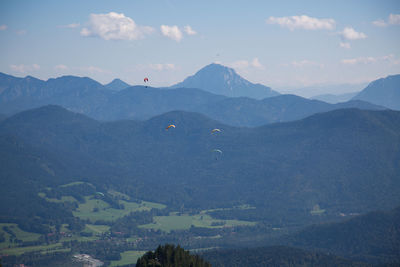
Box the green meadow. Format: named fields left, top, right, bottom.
left=1, top=243, right=65, bottom=256
left=140, top=213, right=256, bottom=232
left=73, top=196, right=166, bottom=222
left=0, top=223, right=41, bottom=249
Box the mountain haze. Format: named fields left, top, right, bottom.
left=352, top=74, right=400, bottom=110
left=311, top=92, right=358, bottom=104
left=193, top=95, right=384, bottom=127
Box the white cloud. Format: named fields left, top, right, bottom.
left=230, top=58, right=265, bottom=70
left=129, top=63, right=176, bottom=72
left=340, top=27, right=366, bottom=40
left=372, top=14, right=400, bottom=27
left=372, top=19, right=387, bottom=27
left=149, top=63, right=176, bottom=71
left=266, top=15, right=335, bottom=31
left=10, top=64, right=40, bottom=73
left=339, top=42, right=351, bottom=49
left=231, top=60, right=249, bottom=69
left=81, top=12, right=154, bottom=40
left=160, top=25, right=183, bottom=42
left=341, top=57, right=376, bottom=65
left=389, top=14, right=400, bottom=25
left=341, top=54, right=398, bottom=65
left=251, top=58, right=264, bottom=69
left=55, top=64, right=69, bottom=71
left=0, top=24, right=7, bottom=31
left=59, top=23, right=80, bottom=29
left=291, top=60, right=324, bottom=68
left=184, top=25, right=197, bottom=35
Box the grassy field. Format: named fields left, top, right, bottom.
left=0, top=223, right=41, bottom=249
left=73, top=196, right=166, bottom=222
left=200, top=204, right=255, bottom=214
left=139, top=213, right=256, bottom=232
left=110, top=250, right=146, bottom=267
left=59, top=181, right=91, bottom=188
left=83, top=224, right=110, bottom=235
left=1, top=242, right=65, bottom=255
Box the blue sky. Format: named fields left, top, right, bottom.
left=1, top=0, right=399, bottom=94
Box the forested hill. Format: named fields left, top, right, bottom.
left=280, top=206, right=400, bottom=264
left=201, top=246, right=369, bottom=267
left=136, top=244, right=211, bottom=267
left=1, top=105, right=400, bottom=229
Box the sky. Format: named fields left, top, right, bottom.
left=1, top=0, right=400, bottom=95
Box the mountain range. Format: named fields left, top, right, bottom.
left=352, top=74, right=400, bottom=110
left=1, top=63, right=400, bottom=266
left=0, top=68, right=390, bottom=127
left=280, top=82, right=367, bottom=98
left=1, top=105, right=400, bottom=228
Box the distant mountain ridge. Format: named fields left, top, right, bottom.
left=311, top=92, right=358, bottom=104
left=0, top=71, right=388, bottom=127
left=193, top=94, right=384, bottom=126
left=170, top=63, right=280, bottom=99
left=0, top=73, right=109, bottom=114
left=105, top=78, right=131, bottom=91
left=352, top=74, right=400, bottom=110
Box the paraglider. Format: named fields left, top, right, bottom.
left=144, top=77, right=149, bottom=88
left=166, top=124, right=176, bottom=130
left=211, top=128, right=221, bottom=134
left=95, top=192, right=104, bottom=197
left=212, top=149, right=222, bottom=160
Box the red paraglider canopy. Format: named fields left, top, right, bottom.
left=144, top=77, right=149, bottom=82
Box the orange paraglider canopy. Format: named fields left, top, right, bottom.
left=166, top=124, right=176, bottom=130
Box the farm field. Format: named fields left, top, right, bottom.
left=1, top=243, right=65, bottom=256
left=0, top=223, right=41, bottom=249
left=139, top=213, right=256, bottom=232
left=73, top=196, right=166, bottom=222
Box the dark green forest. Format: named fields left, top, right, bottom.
left=1, top=105, right=400, bottom=266
left=201, top=246, right=370, bottom=267
left=136, top=244, right=211, bottom=267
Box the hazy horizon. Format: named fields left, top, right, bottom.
left=1, top=0, right=399, bottom=95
